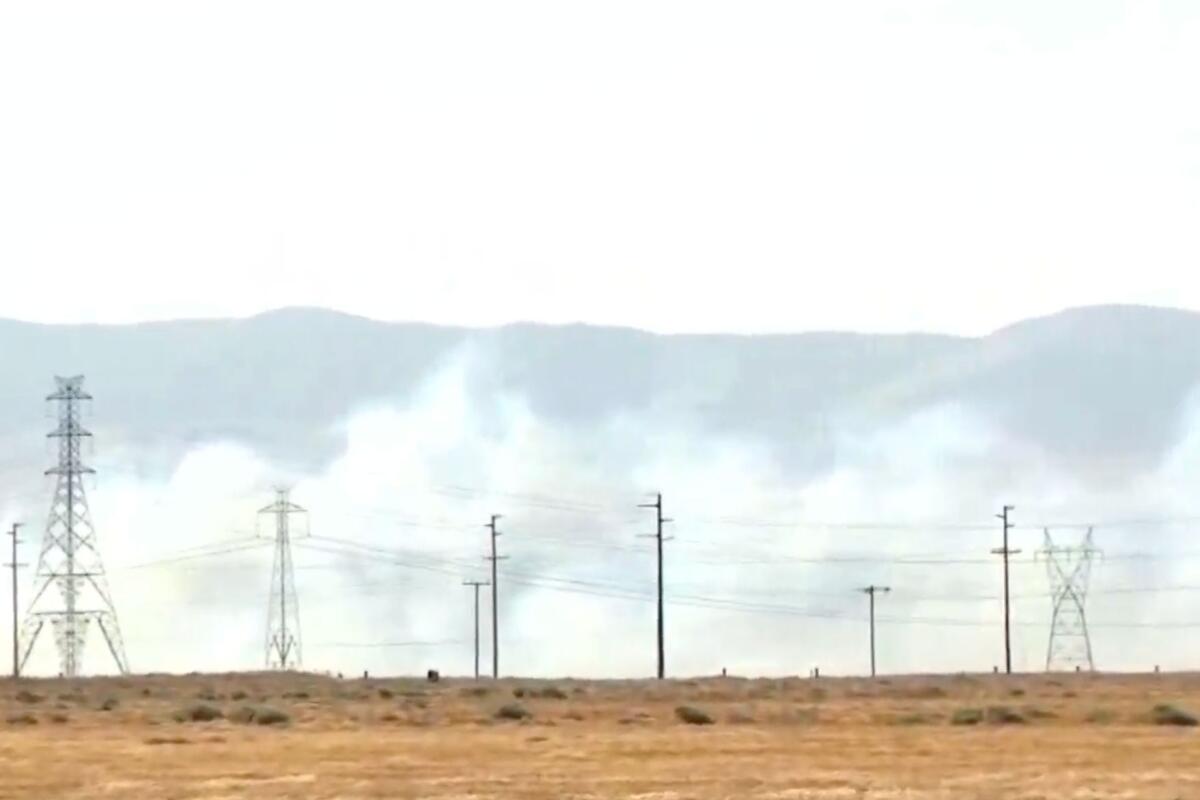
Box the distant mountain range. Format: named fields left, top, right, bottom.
left=1, top=304, right=1196, bottom=482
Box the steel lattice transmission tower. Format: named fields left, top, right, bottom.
left=260, top=488, right=306, bottom=670
left=21, top=376, right=129, bottom=676
left=1037, top=527, right=1101, bottom=672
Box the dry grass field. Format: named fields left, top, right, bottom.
left=2, top=671, right=1199, bottom=799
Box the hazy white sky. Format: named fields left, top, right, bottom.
left=1, top=1, right=1197, bottom=335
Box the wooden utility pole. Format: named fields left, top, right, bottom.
left=484, top=515, right=507, bottom=679
left=859, top=585, right=890, bottom=678
left=992, top=505, right=1019, bottom=674
left=462, top=579, right=490, bottom=680
left=638, top=493, right=672, bottom=679
left=5, top=523, right=24, bottom=679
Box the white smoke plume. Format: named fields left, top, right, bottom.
left=3, top=345, right=1200, bottom=678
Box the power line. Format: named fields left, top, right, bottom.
left=293, top=533, right=1200, bottom=632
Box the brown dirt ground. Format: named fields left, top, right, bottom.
left=2, top=671, right=1198, bottom=799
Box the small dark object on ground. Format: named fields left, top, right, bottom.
left=1153, top=704, right=1198, bottom=726
left=15, top=690, right=43, bottom=704
left=495, top=703, right=531, bottom=721
left=174, top=703, right=224, bottom=723
left=951, top=708, right=984, bottom=726
left=427, top=669, right=440, bottom=682
left=675, top=705, right=715, bottom=725
left=378, top=688, right=394, bottom=699
left=99, top=697, right=119, bottom=712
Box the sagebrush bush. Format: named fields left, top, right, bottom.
left=495, top=703, right=531, bottom=721
left=675, top=705, right=715, bottom=725
left=1152, top=704, right=1198, bottom=727
left=950, top=708, right=983, bottom=726
left=174, top=703, right=223, bottom=723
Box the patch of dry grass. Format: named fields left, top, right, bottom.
left=2, top=672, right=1200, bottom=798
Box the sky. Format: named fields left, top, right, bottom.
left=0, top=1, right=1197, bottom=335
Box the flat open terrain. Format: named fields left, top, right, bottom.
left=2, top=671, right=1198, bottom=799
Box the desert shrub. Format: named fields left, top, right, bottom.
left=562, top=710, right=585, bottom=721
left=512, top=687, right=527, bottom=698
left=950, top=708, right=984, bottom=726
left=1153, top=704, right=1198, bottom=727
left=985, top=706, right=1025, bottom=725
left=195, top=688, right=219, bottom=702
left=230, top=690, right=248, bottom=701
left=495, top=703, right=531, bottom=721
left=99, top=697, right=119, bottom=712
left=141, top=688, right=152, bottom=697
left=1085, top=709, right=1117, bottom=724
left=58, top=691, right=86, bottom=704
left=808, top=688, right=828, bottom=702
left=463, top=686, right=492, bottom=698
left=378, top=688, right=394, bottom=699
left=15, top=690, right=43, bottom=704
left=230, top=705, right=290, bottom=726
left=1009, top=688, right=1026, bottom=697
left=903, top=685, right=947, bottom=700
left=252, top=706, right=291, bottom=726
left=48, top=713, right=70, bottom=724
left=675, top=705, right=715, bottom=725
left=174, top=703, right=223, bottom=723
left=379, top=712, right=399, bottom=722
left=282, top=690, right=310, bottom=700
left=530, top=686, right=567, bottom=700
left=6, top=713, right=38, bottom=726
